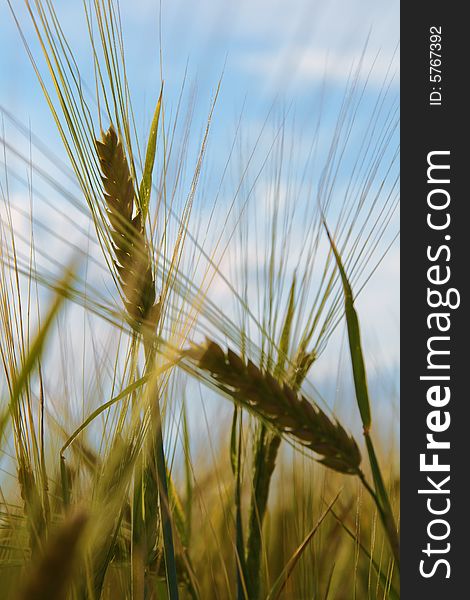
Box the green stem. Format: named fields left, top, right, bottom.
left=358, top=461, right=400, bottom=568
left=144, top=341, right=179, bottom=600
left=363, top=433, right=400, bottom=568
left=234, top=409, right=247, bottom=600
left=245, top=427, right=281, bottom=599
left=152, top=399, right=179, bottom=599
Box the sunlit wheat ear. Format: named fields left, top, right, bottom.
left=96, top=126, right=160, bottom=330
left=185, top=340, right=362, bottom=475
left=16, top=510, right=87, bottom=600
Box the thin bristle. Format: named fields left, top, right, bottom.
left=185, top=340, right=362, bottom=475
left=96, top=126, right=159, bottom=328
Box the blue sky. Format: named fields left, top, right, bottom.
left=1, top=0, right=399, bottom=135
left=0, top=0, right=399, bottom=432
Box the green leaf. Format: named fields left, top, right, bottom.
left=323, top=221, right=399, bottom=567
left=323, top=223, right=371, bottom=430
left=139, top=83, right=163, bottom=220
left=0, top=265, right=75, bottom=442
left=274, top=275, right=296, bottom=378
left=60, top=373, right=152, bottom=457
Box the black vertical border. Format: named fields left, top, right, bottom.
left=401, top=4, right=467, bottom=596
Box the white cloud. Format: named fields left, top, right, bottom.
left=237, top=44, right=398, bottom=90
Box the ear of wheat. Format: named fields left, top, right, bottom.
left=185, top=340, right=361, bottom=475
left=16, top=510, right=87, bottom=600
left=96, top=126, right=160, bottom=330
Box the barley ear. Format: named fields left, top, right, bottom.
left=96, top=126, right=160, bottom=330
left=16, top=510, right=87, bottom=600
left=185, top=340, right=362, bottom=475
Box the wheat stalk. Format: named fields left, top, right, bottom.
left=96, top=125, right=179, bottom=598
left=184, top=340, right=361, bottom=475
left=96, top=126, right=160, bottom=330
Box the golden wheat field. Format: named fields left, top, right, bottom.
left=0, top=1, right=399, bottom=598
